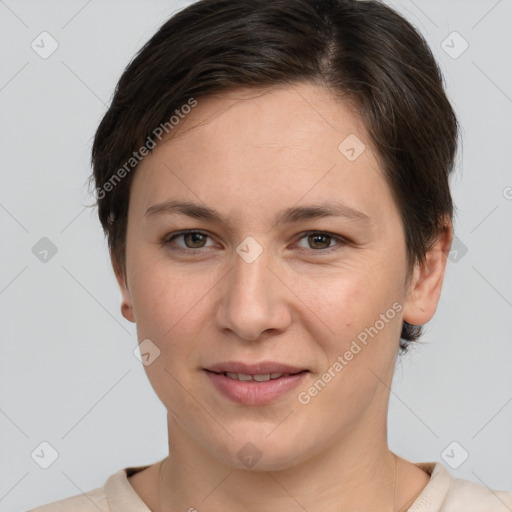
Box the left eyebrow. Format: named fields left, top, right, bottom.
left=145, top=199, right=373, bottom=228
left=277, top=202, right=372, bottom=226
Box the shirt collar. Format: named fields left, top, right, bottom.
left=105, top=464, right=152, bottom=511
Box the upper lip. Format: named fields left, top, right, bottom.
left=204, top=361, right=308, bottom=375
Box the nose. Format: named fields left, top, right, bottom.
left=215, top=241, right=292, bottom=342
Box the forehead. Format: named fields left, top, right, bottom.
left=164, top=83, right=369, bottom=153
left=129, top=82, right=397, bottom=230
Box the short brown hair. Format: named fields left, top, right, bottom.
left=90, top=0, right=459, bottom=354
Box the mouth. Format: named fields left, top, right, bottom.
left=203, top=362, right=310, bottom=405
left=204, top=369, right=308, bottom=381
left=204, top=361, right=309, bottom=376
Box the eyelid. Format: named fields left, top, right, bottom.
left=162, top=229, right=348, bottom=253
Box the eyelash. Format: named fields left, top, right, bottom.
left=161, top=229, right=348, bottom=255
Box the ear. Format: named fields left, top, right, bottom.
left=402, top=220, right=453, bottom=326
left=110, top=250, right=136, bottom=323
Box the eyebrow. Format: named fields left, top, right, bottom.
left=145, top=199, right=372, bottom=228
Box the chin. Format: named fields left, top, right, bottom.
left=209, top=431, right=310, bottom=472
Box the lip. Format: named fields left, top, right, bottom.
left=203, top=361, right=309, bottom=406
left=204, top=361, right=307, bottom=375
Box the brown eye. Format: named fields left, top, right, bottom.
left=295, top=231, right=347, bottom=253
left=182, top=232, right=208, bottom=248
left=164, top=230, right=214, bottom=252
left=307, top=233, right=332, bottom=250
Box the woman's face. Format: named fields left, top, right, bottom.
left=117, top=82, right=432, bottom=470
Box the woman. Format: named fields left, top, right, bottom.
left=30, top=0, right=512, bottom=510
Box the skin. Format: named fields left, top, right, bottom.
left=113, top=82, right=452, bottom=511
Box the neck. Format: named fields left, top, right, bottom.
left=158, top=416, right=399, bottom=512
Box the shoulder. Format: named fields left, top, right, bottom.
left=28, top=464, right=152, bottom=512
left=409, top=461, right=512, bottom=512
left=444, top=470, right=512, bottom=511
left=27, top=485, right=108, bottom=512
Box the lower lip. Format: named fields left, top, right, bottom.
left=204, top=370, right=308, bottom=406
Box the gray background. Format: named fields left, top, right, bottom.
left=1, top=0, right=511, bottom=510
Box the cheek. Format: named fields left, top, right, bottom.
left=129, top=262, right=209, bottom=407
left=296, top=273, right=402, bottom=426
left=295, top=261, right=404, bottom=369
left=299, top=266, right=397, bottom=330
left=129, top=248, right=205, bottom=322
left=128, top=252, right=221, bottom=366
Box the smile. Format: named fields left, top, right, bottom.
left=204, top=369, right=309, bottom=405
left=212, top=371, right=300, bottom=381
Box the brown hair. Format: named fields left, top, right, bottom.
left=89, top=0, right=459, bottom=354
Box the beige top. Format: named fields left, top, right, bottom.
left=29, top=461, right=512, bottom=512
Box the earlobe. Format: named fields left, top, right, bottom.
left=110, top=251, right=136, bottom=324
left=402, top=221, right=453, bottom=327
left=120, top=301, right=135, bottom=323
